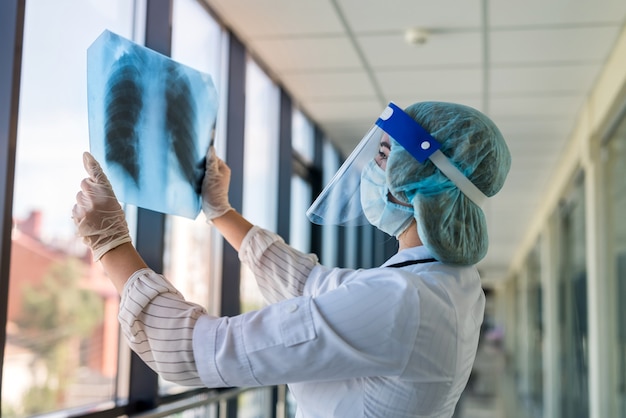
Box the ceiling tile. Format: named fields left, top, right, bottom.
left=377, top=68, right=483, bottom=98
left=490, top=26, right=621, bottom=64
left=204, top=0, right=343, bottom=37
left=489, top=95, right=586, bottom=117
left=358, top=31, right=483, bottom=68
left=250, top=37, right=362, bottom=72
left=338, top=0, right=483, bottom=32
left=490, top=64, right=600, bottom=95
left=490, top=0, right=626, bottom=26
left=305, top=98, right=381, bottom=123
left=280, top=71, right=376, bottom=101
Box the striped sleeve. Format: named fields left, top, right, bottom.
left=118, top=268, right=208, bottom=386
left=239, top=226, right=319, bottom=304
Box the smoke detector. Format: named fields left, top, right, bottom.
left=404, top=27, right=430, bottom=45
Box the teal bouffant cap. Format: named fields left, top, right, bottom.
left=387, top=101, right=511, bottom=265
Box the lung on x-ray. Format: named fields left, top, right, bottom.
left=87, top=30, right=218, bottom=219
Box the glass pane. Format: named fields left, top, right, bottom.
left=291, top=108, right=314, bottom=164
left=289, top=176, right=311, bottom=253
left=160, top=0, right=226, bottom=396
left=238, top=388, right=273, bottom=418
left=3, top=0, right=139, bottom=415
left=558, top=178, right=588, bottom=418
left=527, top=245, right=543, bottom=411
left=239, top=57, right=280, bottom=314
left=290, top=109, right=313, bottom=254
left=320, top=140, right=340, bottom=267
left=242, top=58, right=280, bottom=233
left=604, top=114, right=626, bottom=417
left=238, top=56, right=280, bottom=417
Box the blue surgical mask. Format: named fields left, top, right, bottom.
left=360, top=159, right=414, bottom=237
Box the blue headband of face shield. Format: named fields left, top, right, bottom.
left=380, top=102, right=488, bottom=207
left=376, top=102, right=441, bottom=163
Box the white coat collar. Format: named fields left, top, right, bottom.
left=381, top=245, right=436, bottom=268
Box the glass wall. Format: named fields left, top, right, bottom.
left=238, top=56, right=280, bottom=418
left=526, top=244, right=543, bottom=413
left=320, top=140, right=340, bottom=267
left=290, top=108, right=314, bottom=253
left=603, top=113, right=626, bottom=417
left=2, top=1, right=140, bottom=415
left=240, top=56, right=280, bottom=313
left=557, top=176, right=588, bottom=418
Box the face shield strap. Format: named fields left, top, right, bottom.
left=378, top=102, right=488, bottom=207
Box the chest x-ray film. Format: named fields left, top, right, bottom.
left=87, top=30, right=218, bottom=219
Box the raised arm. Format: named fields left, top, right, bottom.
left=72, top=152, right=146, bottom=293
left=200, top=146, right=253, bottom=250
left=201, top=147, right=318, bottom=302
left=73, top=152, right=206, bottom=385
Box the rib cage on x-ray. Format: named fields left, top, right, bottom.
left=165, top=62, right=204, bottom=195
left=105, top=53, right=143, bottom=185
left=103, top=52, right=204, bottom=194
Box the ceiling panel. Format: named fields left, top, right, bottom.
left=338, top=0, right=483, bottom=32
left=490, top=27, right=621, bottom=64
left=377, top=68, right=483, bottom=98
left=358, top=32, right=483, bottom=68
left=303, top=99, right=381, bottom=123
left=250, top=37, right=361, bottom=72
left=280, top=71, right=375, bottom=101
left=490, top=64, right=600, bottom=95
left=205, top=0, right=343, bottom=37
left=489, top=96, right=586, bottom=116
left=490, top=0, right=626, bottom=26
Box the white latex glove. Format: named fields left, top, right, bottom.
left=201, top=146, right=233, bottom=222
left=72, top=152, right=132, bottom=261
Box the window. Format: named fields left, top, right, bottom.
left=320, top=140, right=340, bottom=267
left=239, top=57, right=280, bottom=313
left=290, top=109, right=314, bottom=253
left=3, top=0, right=140, bottom=415
left=291, top=108, right=314, bottom=164
left=526, top=245, right=543, bottom=412
left=239, top=57, right=280, bottom=417
left=557, top=176, right=588, bottom=418
left=603, top=114, right=626, bottom=418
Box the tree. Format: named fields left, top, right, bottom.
left=15, top=258, right=104, bottom=414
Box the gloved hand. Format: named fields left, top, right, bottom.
left=72, top=152, right=132, bottom=261
left=201, top=146, right=233, bottom=222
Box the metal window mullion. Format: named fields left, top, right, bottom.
left=0, top=1, right=25, bottom=413
left=219, top=32, right=247, bottom=418
left=220, top=33, right=245, bottom=318
left=269, top=89, right=294, bottom=418
left=276, top=90, right=292, bottom=241
left=309, top=127, right=324, bottom=257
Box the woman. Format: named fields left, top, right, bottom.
left=73, top=101, right=510, bottom=417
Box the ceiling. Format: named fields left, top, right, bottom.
left=202, top=0, right=626, bottom=282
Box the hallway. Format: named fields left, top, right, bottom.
left=456, top=341, right=535, bottom=418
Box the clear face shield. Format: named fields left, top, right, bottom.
left=306, top=102, right=488, bottom=227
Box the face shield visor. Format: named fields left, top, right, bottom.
left=306, top=102, right=488, bottom=226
